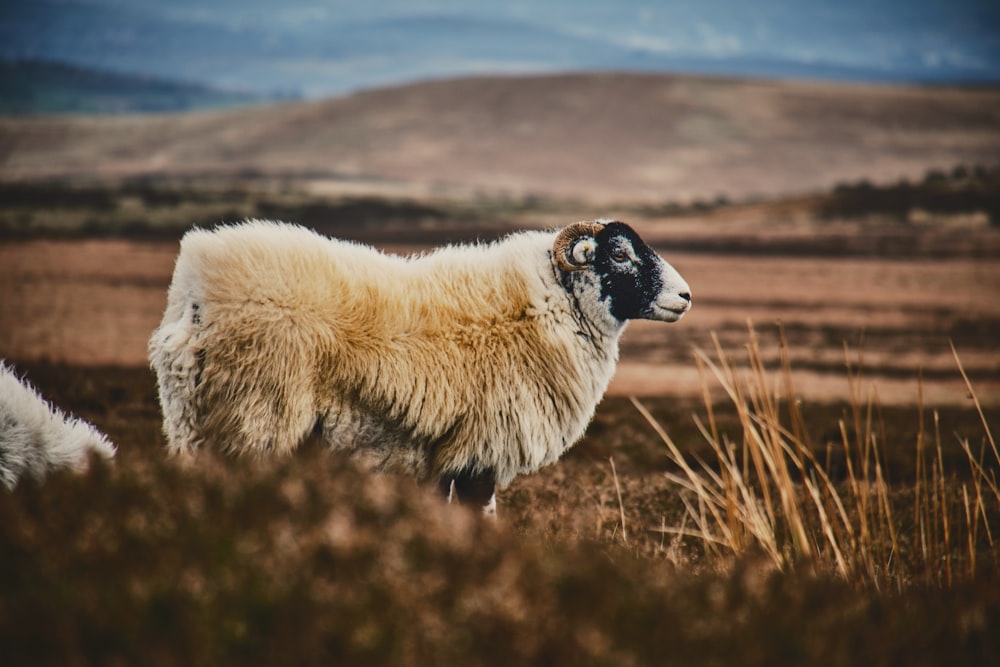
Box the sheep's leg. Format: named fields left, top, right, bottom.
left=149, top=302, right=204, bottom=456
left=438, top=467, right=497, bottom=517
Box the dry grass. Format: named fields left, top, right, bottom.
left=1, top=330, right=999, bottom=665
left=635, top=323, right=999, bottom=591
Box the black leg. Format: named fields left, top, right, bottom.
left=438, top=466, right=496, bottom=514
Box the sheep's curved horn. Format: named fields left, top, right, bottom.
left=553, top=221, right=606, bottom=272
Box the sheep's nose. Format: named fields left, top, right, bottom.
left=679, top=291, right=691, bottom=303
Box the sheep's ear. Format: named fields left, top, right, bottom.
left=570, top=237, right=597, bottom=266
left=553, top=220, right=606, bottom=272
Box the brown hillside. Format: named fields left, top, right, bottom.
left=2, top=73, right=999, bottom=202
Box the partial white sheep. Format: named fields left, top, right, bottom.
left=149, top=219, right=691, bottom=512
left=0, top=362, right=116, bottom=489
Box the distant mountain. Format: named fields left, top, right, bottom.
left=0, top=0, right=997, bottom=104
left=0, top=60, right=270, bottom=115
left=3, top=73, right=999, bottom=202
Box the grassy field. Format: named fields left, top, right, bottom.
left=1, top=339, right=997, bottom=666
left=1, top=173, right=999, bottom=664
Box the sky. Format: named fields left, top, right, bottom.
left=2, top=0, right=998, bottom=96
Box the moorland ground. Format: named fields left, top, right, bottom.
left=2, top=74, right=999, bottom=664
left=2, top=179, right=999, bottom=665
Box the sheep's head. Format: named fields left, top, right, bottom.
left=553, top=220, right=691, bottom=324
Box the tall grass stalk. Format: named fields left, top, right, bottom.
left=640, top=323, right=998, bottom=589
left=609, top=457, right=629, bottom=546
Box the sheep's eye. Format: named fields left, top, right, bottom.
left=611, top=250, right=628, bottom=263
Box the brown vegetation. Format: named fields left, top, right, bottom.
left=2, top=73, right=1000, bottom=664
left=1, top=335, right=998, bottom=665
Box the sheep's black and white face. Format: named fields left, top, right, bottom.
left=593, top=222, right=691, bottom=322
left=558, top=220, right=691, bottom=326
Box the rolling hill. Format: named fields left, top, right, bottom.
left=2, top=73, right=999, bottom=202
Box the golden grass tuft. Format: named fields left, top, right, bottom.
left=637, top=322, right=999, bottom=590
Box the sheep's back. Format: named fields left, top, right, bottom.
left=183, top=222, right=530, bottom=324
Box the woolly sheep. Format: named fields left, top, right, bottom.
left=149, top=219, right=691, bottom=513
left=0, top=362, right=116, bottom=489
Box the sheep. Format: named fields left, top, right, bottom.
left=0, top=362, right=116, bottom=489
left=149, top=219, right=691, bottom=513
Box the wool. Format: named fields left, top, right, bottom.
left=0, top=362, right=116, bottom=489
left=150, top=220, right=690, bottom=495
